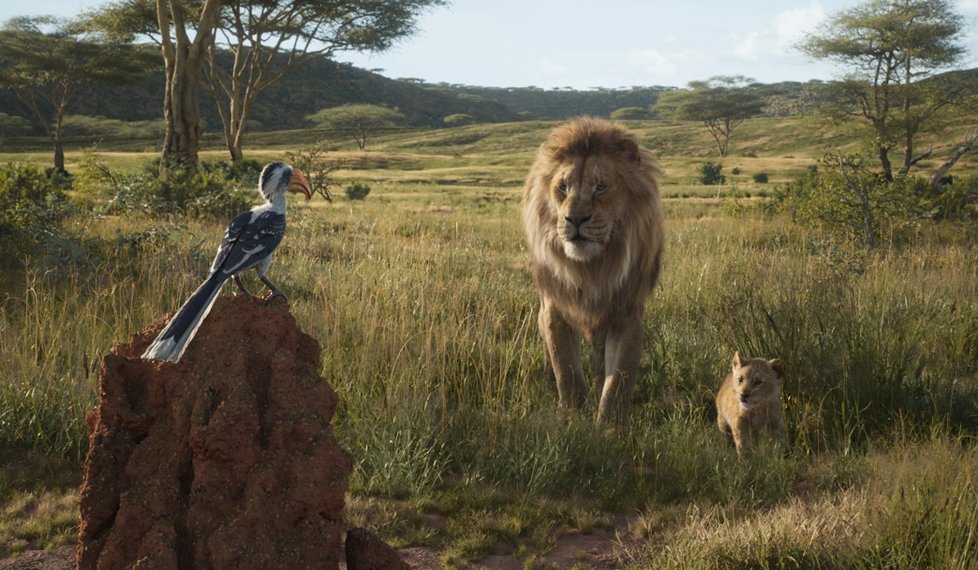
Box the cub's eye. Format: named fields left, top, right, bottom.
left=594, top=183, right=608, bottom=195
left=737, top=376, right=745, bottom=384
left=555, top=183, right=568, bottom=194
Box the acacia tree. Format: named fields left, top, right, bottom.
left=653, top=76, right=763, bottom=157
left=0, top=16, right=157, bottom=171
left=88, top=0, right=444, bottom=169
left=800, top=0, right=968, bottom=180
left=307, top=103, right=404, bottom=150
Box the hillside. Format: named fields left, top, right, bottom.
left=0, top=56, right=522, bottom=132
left=0, top=53, right=843, bottom=134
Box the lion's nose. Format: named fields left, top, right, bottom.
left=565, top=214, right=591, bottom=226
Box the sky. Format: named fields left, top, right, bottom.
left=4, top=0, right=978, bottom=89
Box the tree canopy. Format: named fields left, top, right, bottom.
left=653, top=76, right=764, bottom=157
left=86, top=0, right=446, bottom=168
left=0, top=16, right=157, bottom=171
left=799, top=0, right=969, bottom=179
left=307, top=103, right=404, bottom=150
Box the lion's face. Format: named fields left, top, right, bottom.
left=522, top=117, right=663, bottom=309
left=548, top=154, right=630, bottom=261
left=731, top=353, right=786, bottom=410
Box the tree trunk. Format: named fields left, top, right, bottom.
left=930, top=128, right=978, bottom=191
left=161, top=58, right=203, bottom=172
left=878, top=145, right=893, bottom=181
left=157, top=0, right=222, bottom=175
left=53, top=140, right=65, bottom=173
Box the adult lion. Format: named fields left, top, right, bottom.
left=522, top=116, right=664, bottom=423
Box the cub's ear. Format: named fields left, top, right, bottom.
left=769, top=359, right=786, bottom=379
left=732, top=351, right=743, bottom=371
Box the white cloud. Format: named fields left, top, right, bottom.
left=625, top=49, right=678, bottom=77
left=774, top=2, right=826, bottom=47
left=730, top=31, right=765, bottom=61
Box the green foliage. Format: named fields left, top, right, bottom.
left=752, top=172, right=770, bottom=183
left=700, top=162, right=726, bottom=185
left=654, top=76, right=765, bottom=156
left=285, top=141, right=337, bottom=201
left=74, top=154, right=254, bottom=219
left=443, top=113, right=476, bottom=127
left=307, top=103, right=406, bottom=150
left=345, top=182, right=371, bottom=200
left=915, top=174, right=978, bottom=221
left=609, top=106, right=651, bottom=120
left=799, top=0, right=970, bottom=178
left=0, top=16, right=158, bottom=170
left=62, top=115, right=163, bottom=140
left=767, top=153, right=950, bottom=247
left=0, top=112, right=31, bottom=138
left=0, top=163, right=72, bottom=256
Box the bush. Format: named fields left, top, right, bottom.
left=610, top=106, right=651, bottom=121
left=700, top=162, right=726, bottom=185
left=731, top=167, right=742, bottom=175
left=285, top=142, right=336, bottom=201
left=753, top=172, right=769, bottom=184
left=768, top=154, right=927, bottom=247
left=0, top=162, right=72, bottom=255
left=75, top=154, right=254, bottom=219
left=443, top=113, right=476, bottom=127
left=345, top=182, right=371, bottom=200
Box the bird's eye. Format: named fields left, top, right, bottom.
left=555, top=182, right=568, bottom=194
left=595, top=183, right=608, bottom=195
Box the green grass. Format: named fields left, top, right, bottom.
left=2, top=117, right=978, bottom=566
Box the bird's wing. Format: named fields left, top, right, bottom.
left=209, top=210, right=287, bottom=277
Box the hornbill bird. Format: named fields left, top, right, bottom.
left=141, top=162, right=311, bottom=363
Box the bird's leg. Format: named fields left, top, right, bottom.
left=259, top=274, right=287, bottom=302
left=233, top=275, right=257, bottom=298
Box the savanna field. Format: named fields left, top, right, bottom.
left=2, top=118, right=978, bottom=568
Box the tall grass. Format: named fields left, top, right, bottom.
left=2, top=131, right=977, bottom=563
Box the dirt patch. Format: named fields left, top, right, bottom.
left=0, top=547, right=73, bottom=570
left=77, top=295, right=352, bottom=569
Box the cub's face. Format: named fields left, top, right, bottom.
left=731, top=352, right=786, bottom=410
left=549, top=154, right=629, bottom=262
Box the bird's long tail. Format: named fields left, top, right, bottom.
left=141, top=273, right=226, bottom=363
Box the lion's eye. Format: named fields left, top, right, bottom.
left=594, top=183, right=608, bottom=195
left=556, top=183, right=568, bottom=194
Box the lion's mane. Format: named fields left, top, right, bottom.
left=521, top=116, right=664, bottom=338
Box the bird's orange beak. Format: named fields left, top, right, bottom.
left=288, top=169, right=312, bottom=200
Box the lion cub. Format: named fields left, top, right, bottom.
left=716, top=352, right=787, bottom=457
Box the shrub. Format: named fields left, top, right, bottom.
left=285, top=142, right=336, bottom=201
left=753, top=172, right=769, bottom=183
left=0, top=162, right=72, bottom=255
left=345, top=182, right=371, bottom=200
left=768, top=153, right=926, bottom=247
left=699, top=162, right=726, bottom=185
left=75, top=154, right=254, bottom=219
left=731, top=167, right=742, bottom=175
left=610, top=107, right=651, bottom=121
left=443, top=113, right=476, bottom=127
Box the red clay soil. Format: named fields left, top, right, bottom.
left=77, top=295, right=352, bottom=570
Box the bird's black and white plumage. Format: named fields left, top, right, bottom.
left=141, top=162, right=311, bottom=363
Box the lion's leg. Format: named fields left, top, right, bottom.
left=539, top=301, right=587, bottom=409
left=589, top=331, right=607, bottom=394
left=596, top=314, right=643, bottom=423
left=733, top=417, right=752, bottom=457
